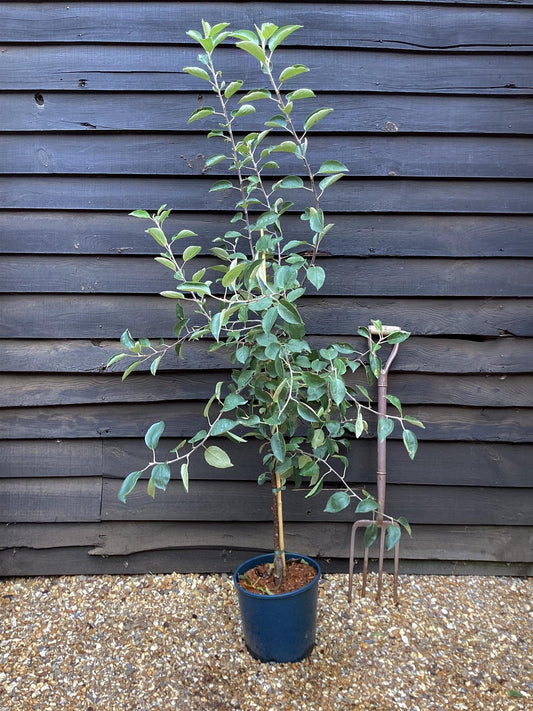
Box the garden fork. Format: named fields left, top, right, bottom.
left=348, top=324, right=402, bottom=605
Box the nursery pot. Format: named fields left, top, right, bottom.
left=233, top=552, right=321, bottom=663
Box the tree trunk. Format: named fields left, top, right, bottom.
left=272, top=470, right=286, bottom=587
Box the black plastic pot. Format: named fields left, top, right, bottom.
left=233, top=552, right=321, bottom=663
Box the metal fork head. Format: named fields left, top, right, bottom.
left=348, top=519, right=400, bottom=605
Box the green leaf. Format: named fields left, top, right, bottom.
left=387, top=330, right=411, bottom=344
left=267, top=24, right=302, bottom=51
left=182, top=245, right=201, bottom=262
left=146, top=227, right=167, bottom=247
left=176, top=282, right=212, bottom=296
left=402, top=429, right=418, bottom=459
left=287, top=88, right=316, bottom=101
left=397, top=516, right=412, bottom=536
left=385, top=525, right=401, bottom=550
left=277, top=299, right=302, bottom=325
left=270, top=141, right=298, bottom=154
left=364, top=522, right=379, bottom=548
left=118, top=470, right=143, bottom=503
left=121, top=360, right=141, bottom=380
left=239, top=90, right=271, bottom=102
left=120, top=329, right=135, bottom=350
left=183, top=66, right=211, bottom=82
left=317, top=160, right=349, bottom=175
left=187, top=107, right=215, bottom=123
left=129, top=209, right=151, bottom=219
left=204, top=445, right=233, bottom=469
left=224, top=80, right=243, bottom=98
left=210, top=419, right=237, bottom=436
left=172, top=229, right=198, bottom=241
left=262, top=307, right=278, bottom=334
left=209, top=179, right=233, bottom=192
left=356, top=497, right=379, bottom=513
left=386, top=394, right=402, bottom=414
left=304, top=107, right=333, bottom=132
left=272, top=175, right=304, bottom=190
left=330, top=376, right=346, bottom=405
left=159, top=290, right=184, bottom=299
left=145, top=421, right=165, bottom=450
left=232, top=104, right=256, bottom=118
left=222, top=392, right=247, bottom=412
left=210, top=311, right=222, bottom=341
left=205, top=154, right=227, bottom=168
left=297, top=402, right=320, bottom=423
left=179, top=462, right=189, bottom=493
left=150, top=355, right=163, bottom=376
left=307, top=265, right=325, bottom=290
left=324, top=490, right=351, bottom=513
left=236, top=40, right=266, bottom=64
left=106, top=352, right=128, bottom=368
left=271, top=431, right=286, bottom=463
left=404, top=415, right=425, bottom=429
left=319, top=173, right=345, bottom=191
left=150, top=462, right=171, bottom=491
left=221, top=261, right=247, bottom=288
left=377, top=417, right=394, bottom=442
left=279, top=64, right=309, bottom=83
left=255, top=211, right=279, bottom=230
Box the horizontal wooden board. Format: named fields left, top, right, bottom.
left=2, top=545, right=530, bottom=577
left=0, top=477, right=102, bottom=523
left=4, top=134, right=533, bottom=179
left=2, top=211, right=532, bottom=257
left=1, top=176, right=532, bottom=213
left=2, top=255, right=530, bottom=297
left=2, top=372, right=530, bottom=408
left=2, top=3, right=532, bottom=51
left=3, top=520, right=531, bottom=563
left=1, top=46, right=532, bottom=94
left=103, top=438, right=533, bottom=488
left=1, top=435, right=528, bottom=488
left=1, top=401, right=531, bottom=442
left=0, top=439, right=102, bottom=478
left=4, top=336, right=532, bottom=375
left=2, top=93, right=533, bottom=135
left=101, top=479, right=533, bottom=525
left=2, top=295, right=532, bottom=337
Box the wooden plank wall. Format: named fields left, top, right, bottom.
left=1, top=1, right=532, bottom=577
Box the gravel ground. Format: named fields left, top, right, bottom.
left=0, top=572, right=531, bottom=710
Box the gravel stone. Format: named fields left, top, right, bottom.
left=0, top=572, right=531, bottom=710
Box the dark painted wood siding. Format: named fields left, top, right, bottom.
left=1, top=1, right=532, bottom=577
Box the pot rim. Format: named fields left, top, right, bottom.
left=233, top=552, right=321, bottom=600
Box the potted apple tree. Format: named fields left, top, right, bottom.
left=108, top=21, right=421, bottom=662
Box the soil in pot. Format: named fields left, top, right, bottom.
left=238, top=558, right=317, bottom=595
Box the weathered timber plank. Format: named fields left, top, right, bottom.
left=3, top=520, right=531, bottom=563
left=2, top=295, right=532, bottom=337
left=101, top=479, right=533, bottom=525
left=1, top=434, right=529, bottom=488
left=2, top=3, right=532, bottom=51
left=2, top=93, right=532, bottom=135
left=87, top=523, right=533, bottom=562
left=3, top=211, right=532, bottom=258
left=2, top=177, right=531, bottom=213
left=2, top=546, right=530, bottom=577
left=4, top=134, right=533, bottom=179
left=1, top=46, right=532, bottom=94
left=2, top=372, right=531, bottom=408
left=103, top=438, right=533, bottom=488
left=0, top=439, right=101, bottom=478
left=4, top=336, right=532, bottom=375
left=0, top=477, right=102, bottom=523
left=1, top=401, right=532, bottom=442
left=2, top=255, right=530, bottom=297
